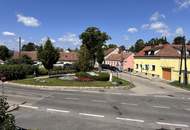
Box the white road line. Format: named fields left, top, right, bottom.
left=92, top=100, right=107, bottom=103
left=152, top=105, right=170, bottom=109
left=64, top=97, right=80, bottom=100
left=116, top=117, right=144, bottom=123
left=121, top=102, right=138, bottom=106
left=110, top=93, right=123, bottom=95
left=19, top=105, right=39, bottom=109
left=79, top=113, right=104, bottom=118
left=184, top=108, right=190, bottom=111
left=47, top=108, right=70, bottom=113
left=188, top=98, right=190, bottom=100
left=82, top=90, right=101, bottom=94
left=154, top=95, right=175, bottom=99
left=156, top=122, right=189, bottom=128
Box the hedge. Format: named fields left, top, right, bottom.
left=0, top=64, right=36, bottom=80
left=75, top=72, right=109, bottom=81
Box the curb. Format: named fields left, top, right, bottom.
left=7, top=104, right=19, bottom=112
left=5, top=82, right=129, bottom=91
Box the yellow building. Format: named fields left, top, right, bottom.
left=134, top=44, right=190, bottom=83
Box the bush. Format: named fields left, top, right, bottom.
left=0, top=64, right=35, bottom=80
left=75, top=72, right=91, bottom=78
left=93, top=72, right=109, bottom=81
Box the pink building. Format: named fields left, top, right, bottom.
left=105, top=52, right=134, bottom=71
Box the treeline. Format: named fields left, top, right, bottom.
left=129, top=36, right=190, bottom=53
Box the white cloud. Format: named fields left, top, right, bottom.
left=175, top=27, right=184, bottom=36
left=141, top=24, right=150, bottom=29
left=58, top=33, right=81, bottom=46
left=150, top=11, right=166, bottom=21
left=17, top=14, right=40, bottom=27
left=176, top=0, right=190, bottom=8
left=127, top=27, right=138, bottom=33
left=142, top=22, right=170, bottom=36
left=41, top=37, right=56, bottom=43
left=2, top=31, right=16, bottom=36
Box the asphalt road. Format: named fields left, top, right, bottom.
left=1, top=83, right=190, bottom=130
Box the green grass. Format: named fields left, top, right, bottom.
left=12, top=76, right=131, bottom=88
left=170, top=81, right=190, bottom=91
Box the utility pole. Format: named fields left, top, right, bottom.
left=179, top=41, right=184, bottom=83
left=183, top=37, right=188, bottom=85
left=19, top=37, right=22, bottom=58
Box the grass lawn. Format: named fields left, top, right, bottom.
left=12, top=76, right=131, bottom=88
left=170, top=81, right=190, bottom=91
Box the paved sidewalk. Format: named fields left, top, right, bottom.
left=117, top=72, right=190, bottom=96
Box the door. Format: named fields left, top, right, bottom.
left=162, top=68, right=171, bottom=80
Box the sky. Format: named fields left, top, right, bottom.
left=0, top=0, right=190, bottom=50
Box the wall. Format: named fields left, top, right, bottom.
left=123, top=54, right=134, bottom=70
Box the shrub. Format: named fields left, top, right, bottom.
left=93, top=72, right=109, bottom=81
left=75, top=72, right=91, bottom=78
left=37, top=67, right=48, bottom=75
left=0, top=64, right=35, bottom=80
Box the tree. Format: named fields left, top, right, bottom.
left=96, top=48, right=104, bottom=72
left=173, top=36, right=185, bottom=45
left=80, top=27, right=111, bottom=68
left=37, top=38, right=59, bottom=74
left=0, top=96, right=16, bottom=130
left=22, top=42, right=39, bottom=51
left=0, top=45, right=11, bottom=61
left=78, top=44, right=91, bottom=71
left=119, top=45, right=126, bottom=53
left=134, top=39, right=145, bottom=52
left=7, top=55, right=33, bottom=65
left=104, top=44, right=117, bottom=49
left=129, top=46, right=135, bottom=52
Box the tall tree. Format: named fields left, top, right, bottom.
left=0, top=96, right=16, bottom=130
left=173, top=36, right=185, bottom=45
left=78, top=44, right=91, bottom=71
left=96, top=48, right=104, bottom=72
left=129, top=46, right=135, bottom=52
left=0, top=45, right=11, bottom=61
left=37, top=38, right=59, bottom=74
left=119, top=45, right=126, bottom=53
left=80, top=27, right=110, bottom=68
left=134, top=39, right=145, bottom=52
left=22, top=42, right=39, bottom=51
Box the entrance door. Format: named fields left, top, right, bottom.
left=162, top=68, right=171, bottom=80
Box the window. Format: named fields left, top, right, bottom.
left=136, top=64, right=139, bottom=69
left=145, top=64, right=149, bottom=70
left=152, top=65, right=155, bottom=71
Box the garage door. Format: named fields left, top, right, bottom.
left=162, top=68, right=171, bottom=80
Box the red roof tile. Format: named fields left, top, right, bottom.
left=106, top=52, right=132, bottom=61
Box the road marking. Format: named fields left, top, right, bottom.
left=19, top=105, right=39, bottom=109
left=154, top=95, right=175, bottom=99
left=184, top=108, right=190, bottom=111
left=92, top=100, right=107, bottom=103
left=188, top=98, right=190, bottom=100
left=121, top=102, right=138, bottom=106
left=152, top=105, right=170, bottom=109
left=64, top=97, right=80, bottom=100
left=82, top=90, right=101, bottom=94
left=110, top=93, right=123, bottom=95
left=79, top=113, right=104, bottom=118
left=47, top=108, right=70, bottom=113
left=156, top=122, right=189, bottom=128
left=116, top=117, right=144, bottom=123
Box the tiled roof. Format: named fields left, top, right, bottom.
left=135, top=44, right=190, bottom=57
left=104, top=48, right=117, bottom=56
left=12, top=51, right=78, bottom=61
left=12, top=51, right=38, bottom=61
left=106, top=52, right=132, bottom=61
left=59, top=52, right=78, bottom=61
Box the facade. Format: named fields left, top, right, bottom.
left=134, top=44, right=190, bottom=82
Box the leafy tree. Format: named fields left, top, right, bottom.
left=146, top=37, right=168, bottom=46
left=78, top=44, right=91, bottom=71
left=134, top=39, right=145, bottom=52
left=129, top=46, right=135, bottom=52
left=119, top=45, right=126, bottom=53
left=22, top=42, right=39, bottom=51
left=0, top=96, right=16, bottom=130
left=80, top=27, right=111, bottom=68
left=104, top=44, right=117, bottom=49
left=37, top=38, right=59, bottom=74
left=173, top=36, right=185, bottom=45
left=96, top=48, right=104, bottom=72
left=0, top=45, right=11, bottom=61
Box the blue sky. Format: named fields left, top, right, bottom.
left=0, top=0, right=190, bottom=50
